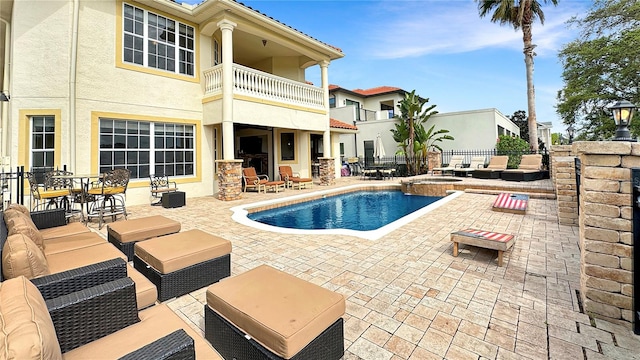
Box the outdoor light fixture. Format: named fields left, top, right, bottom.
left=567, top=124, right=575, bottom=144
left=609, top=100, right=636, bottom=141
left=0, top=92, right=8, bottom=102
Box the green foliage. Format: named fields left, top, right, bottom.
left=391, top=91, right=453, bottom=175
left=496, top=135, right=530, bottom=168
left=557, top=0, right=640, bottom=140
left=508, top=110, right=530, bottom=144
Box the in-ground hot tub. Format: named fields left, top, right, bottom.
left=402, top=177, right=463, bottom=196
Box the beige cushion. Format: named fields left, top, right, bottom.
left=2, top=233, right=50, bottom=280
left=63, top=304, right=220, bottom=359
left=0, top=276, right=62, bottom=360
left=7, top=214, right=45, bottom=250
left=45, top=243, right=157, bottom=309
left=207, top=265, right=345, bottom=359
left=107, top=215, right=181, bottom=244
left=39, top=222, right=91, bottom=241
left=43, top=232, right=107, bottom=256
left=6, top=203, right=30, bottom=216
left=134, top=229, right=231, bottom=274
left=518, top=154, right=542, bottom=170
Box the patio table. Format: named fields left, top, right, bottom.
left=52, top=173, right=102, bottom=223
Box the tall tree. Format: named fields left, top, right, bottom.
left=557, top=0, right=640, bottom=140
left=477, top=0, right=559, bottom=151
left=508, top=109, right=529, bottom=142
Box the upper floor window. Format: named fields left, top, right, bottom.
left=123, top=3, right=195, bottom=76
left=329, top=96, right=336, bottom=108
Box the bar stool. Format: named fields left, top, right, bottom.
left=86, top=169, right=130, bottom=229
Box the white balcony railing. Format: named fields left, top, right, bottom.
left=203, top=64, right=325, bottom=110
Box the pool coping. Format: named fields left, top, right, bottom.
left=230, top=183, right=464, bottom=240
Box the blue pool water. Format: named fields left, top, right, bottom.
left=248, top=190, right=442, bottom=231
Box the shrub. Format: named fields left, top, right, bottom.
left=496, top=135, right=530, bottom=168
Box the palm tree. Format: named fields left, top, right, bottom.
left=477, top=0, right=558, bottom=152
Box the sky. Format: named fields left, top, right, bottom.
left=183, top=0, right=594, bottom=134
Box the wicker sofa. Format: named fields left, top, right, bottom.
left=0, top=205, right=157, bottom=309
left=0, top=274, right=221, bottom=359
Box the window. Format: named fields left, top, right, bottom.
left=31, top=116, right=55, bottom=172
left=329, top=95, right=336, bottom=108
left=99, top=119, right=195, bottom=179
left=345, top=99, right=360, bottom=121
left=212, top=38, right=220, bottom=66
left=498, top=125, right=505, bottom=136
left=281, top=133, right=295, bottom=161
left=123, top=3, right=195, bottom=76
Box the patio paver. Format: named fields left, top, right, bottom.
left=84, top=175, right=640, bottom=359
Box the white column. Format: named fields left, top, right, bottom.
left=218, top=19, right=237, bottom=160
left=320, top=60, right=331, bottom=158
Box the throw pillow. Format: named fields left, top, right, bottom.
left=2, top=233, right=50, bottom=280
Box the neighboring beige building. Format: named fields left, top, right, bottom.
left=0, top=0, right=348, bottom=205
left=330, top=84, right=520, bottom=160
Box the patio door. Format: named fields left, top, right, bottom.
left=364, top=140, right=374, bottom=167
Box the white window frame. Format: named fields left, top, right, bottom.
left=30, top=115, right=55, bottom=171
left=122, top=2, right=195, bottom=76
left=99, top=118, right=196, bottom=179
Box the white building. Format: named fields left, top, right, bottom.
left=329, top=85, right=521, bottom=160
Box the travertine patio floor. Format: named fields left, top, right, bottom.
left=90, top=175, right=640, bottom=359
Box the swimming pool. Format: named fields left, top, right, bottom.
left=231, top=184, right=464, bottom=240
left=249, top=190, right=441, bottom=231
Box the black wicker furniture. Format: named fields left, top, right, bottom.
left=107, top=215, right=181, bottom=260
left=205, top=265, right=345, bottom=360
left=134, top=229, right=232, bottom=301
left=500, top=154, right=545, bottom=182
left=471, top=155, right=509, bottom=179
left=0, top=275, right=222, bottom=359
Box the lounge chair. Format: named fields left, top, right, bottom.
left=242, top=167, right=268, bottom=193
left=471, top=155, right=509, bottom=179
left=432, top=155, right=465, bottom=176
left=453, top=156, right=486, bottom=177
left=500, top=154, right=545, bottom=182
left=278, top=165, right=313, bottom=189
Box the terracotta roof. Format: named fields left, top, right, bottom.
left=329, top=85, right=406, bottom=98
left=330, top=119, right=357, bottom=130
left=353, top=86, right=403, bottom=96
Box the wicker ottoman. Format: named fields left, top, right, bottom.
left=107, top=215, right=181, bottom=260
left=205, top=265, right=345, bottom=360
left=134, top=229, right=232, bottom=301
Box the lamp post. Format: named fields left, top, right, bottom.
left=567, top=124, right=575, bottom=144
left=609, top=100, right=636, bottom=142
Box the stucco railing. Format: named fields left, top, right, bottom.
left=203, top=64, right=324, bottom=110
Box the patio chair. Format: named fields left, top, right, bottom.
left=500, top=154, right=545, bottom=182
left=471, top=155, right=509, bottom=179
left=86, top=168, right=130, bottom=229
left=242, top=167, right=268, bottom=193
left=432, top=155, right=465, bottom=176
left=453, top=156, right=486, bottom=177
left=26, top=171, right=71, bottom=211
left=149, top=174, right=178, bottom=205
left=278, top=165, right=313, bottom=189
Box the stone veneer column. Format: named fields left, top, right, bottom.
left=427, top=151, right=441, bottom=172
left=577, top=141, right=637, bottom=328
left=216, top=160, right=243, bottom=201
left=551, top=145, right=578, bottom=225
left=318, top=157, right=335, bottom=186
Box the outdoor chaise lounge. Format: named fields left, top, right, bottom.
left=453, top=156, right=486, bottom=177
left=432, top=155, right=465, bottom=176
left=279, top=165, right=313, bottom=189
left=500, top=154, right=545, bottom=182
left=242, top=167, right=269, bottom=193
left=471, top=155, right=509, bottom=179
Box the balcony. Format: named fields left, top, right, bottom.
left=203, top=64, right=325, bottom=111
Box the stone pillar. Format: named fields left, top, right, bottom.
left=318, top=157, right=335, bottom=186
left=427, top=151, right=441, bottom=172
left=216, top=160, right=243, bottom=201
left=577, top=141, right=636, bottom=328
left=551, top=145, right=578, bottom=225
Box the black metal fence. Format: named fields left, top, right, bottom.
left=0, top=166, right=27, bottom=210
left=343, top=148, right=551, bottom=177
left=631, top=168, right=640, bottom=334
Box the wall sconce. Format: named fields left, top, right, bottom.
left=609, top=100, right=636, bottom=142
left=262, top=39, right=267, bottom=47
left=0, top=92, right=9, bottom=102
